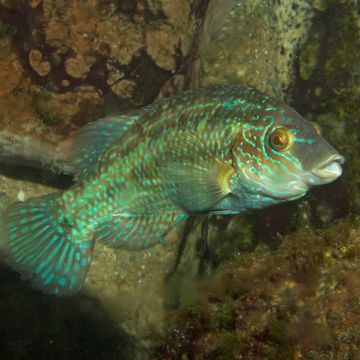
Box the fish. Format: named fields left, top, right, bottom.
left=0, top=84, right=344, bottom=296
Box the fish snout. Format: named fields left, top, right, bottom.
left=310, top=153, right=345, bottom=184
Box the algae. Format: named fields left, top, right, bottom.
left=155, top=218, right=360, bottom=359
left=32, top=92, right=64, bottom=127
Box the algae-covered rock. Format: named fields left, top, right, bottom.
left=0, top=0, right=207, bottom=138
left=154, top=218, right=360, bottom=359
left=201, top=0, right=315, bottom=98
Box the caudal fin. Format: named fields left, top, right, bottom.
left=0, top=194, right=94, bottom=296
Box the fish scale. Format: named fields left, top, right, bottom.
left=0, top=85, right=344, bottom=295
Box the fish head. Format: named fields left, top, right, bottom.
left=230, top=104, right=344, bottom=207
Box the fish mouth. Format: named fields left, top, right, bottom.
left=310, top=154, right=345, bottom=184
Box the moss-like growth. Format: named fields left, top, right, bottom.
left=155, top=218, right=360, bottom=359
left=32, top=92, right=64, bottom=126
left=299, top=33, right=321, bottom=81
left=0, top=20, right=16, bottom=39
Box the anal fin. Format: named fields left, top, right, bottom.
left=95, top=212, right=187, bottom=250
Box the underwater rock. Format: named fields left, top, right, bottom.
left=32, top=86, right=104, bottom=130
left=201, top=0, right=315, bottom=98
left=0, top=0, right=208, bottom=137
left=85, top=225, right=186, bottom=349
left=29, top=49, right=52, bottom=77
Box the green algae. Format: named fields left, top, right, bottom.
left=0, top=20, right=16, bottom=39
left=32, top=92, right=64, bottom=126
left=299, top=32, right=321, bottom=81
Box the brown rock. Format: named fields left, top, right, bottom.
left=146, top=24, right=179, bottom=71
left=64, top=54, right=93, bottom=79
left=29, top=49, right=51, bottom=77
left=110, top=79, right=136, bottom=99
left=29, top=0, right=42, bottom=8
left=0, top=38, right=23, bottom=96
left=33, top=85, right=103, bottom=130
left=96, top=14, right=144, bottom=66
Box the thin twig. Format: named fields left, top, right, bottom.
left=0, top=132, right=74, bottom=175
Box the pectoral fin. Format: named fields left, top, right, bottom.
left=160, top=133, right=234, bottom=213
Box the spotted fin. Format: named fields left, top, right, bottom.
left=160, top=133, right=234, bottom=213
left=95, top=212, right=187, bottom=250
left=0, top=195, right=94, bottom=296
left=72, top=114, right=139, bottom=179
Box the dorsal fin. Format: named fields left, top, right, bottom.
left=72, top=114, right=139, bottom=179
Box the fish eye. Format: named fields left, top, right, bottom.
left=269, top=127, right=293, bottom=152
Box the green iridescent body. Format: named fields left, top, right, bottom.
left=0, top=85, right=344, bottom=295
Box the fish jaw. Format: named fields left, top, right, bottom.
left=306, top=154, right=345, bottom=186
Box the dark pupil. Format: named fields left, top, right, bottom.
left=273, top=132, right=287, bottom=148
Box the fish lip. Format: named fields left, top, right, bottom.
left=310, top=154, right=345, bottom=181
left=318, top=154, right=345, bottom=168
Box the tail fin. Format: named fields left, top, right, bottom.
left=0, top=194, right=94, bottom=296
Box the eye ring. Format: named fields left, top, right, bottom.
left=269, top=127, right=293, bottom=152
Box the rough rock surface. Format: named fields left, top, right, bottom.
left=0, top=0, right=207, bottom=138
left=201, top=0, right=314, bottom=98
